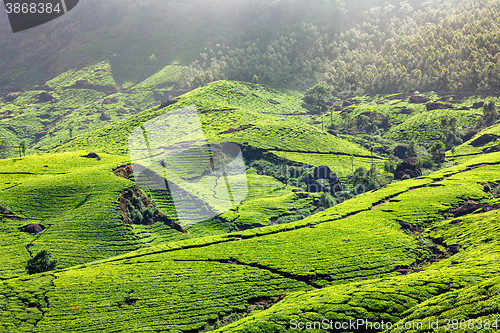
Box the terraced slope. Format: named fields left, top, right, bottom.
left=0, top=150, right=330, bottom=278
left=55, top=81, right=381, bottom=169
left=0, top=152, right=144, bottom=277
left=449, top=122, right=500, bottom=163
left=1, top=151, right=500, bottom=332
left=0, top=61, right=158, bottom=155
left=210, top=153, right=500, bottom=332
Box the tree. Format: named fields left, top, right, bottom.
left=19, top=141, right=26, bottom=158
left=0, top=137, right=10, bottom=159
left=341, top=112, right=352, bottom=130
left=352, top=164, right=380, bottom=193
left=430, top=140, right=446, bottom=164
left=406, top=141, right=417, bottom=158
left=384, top=160, right=396, bottom=173
left=303, top=81, right=333, bottom=111
left=157, top=91, right=164, bottom=104
left=26, top=250, right=57, bottom=274
left=483, top=100, right=498, bottom=124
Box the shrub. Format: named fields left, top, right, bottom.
left=0, top=201, right=11, bottom=214
left=384, top=160, right=397, bottom=173
left=26, top=250, right=57, bottom=274
left=476, top=116, right=485, bottom=129
left=277, top=215, right=306, bottom=224
left=430, top=140, right=446, bottom=164
left=143, top=207, right=154, bottom=224
left=417, top=156, right=435, bottom=169
left=369, top=164, right=379, bottom=178
left=131, top=197, right=143, bottom=210
left=483, top=100, right=498, bottom=124
left=132, top=211, right=143, bottom=224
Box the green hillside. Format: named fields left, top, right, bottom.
left=2, top=80, right=500, bottom=331
left=0, top=61, right=159, bottom=156
left=54, top=81, right=380, bottom=165
left=4, top=0, right=500, bottom=328
left=1, top=148, right=500, bottom=332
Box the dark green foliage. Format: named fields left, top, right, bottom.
left=483, top=100, right=499, bottom=125
left=181, top=1, right=500, bottom=95
left=143, top=207, right=155, bottom=224
left=384, top=160, right=397, bottom=173
left=132, top=211, right=143, bottom=224
left=2, top=142, right=500, bottom=332
left=131, top=197, right=143, bottom=210
left=303, top=81, right=333, bottom=110
left=0, top=137, right=9, bottom=159
left=430, top=140, right=446, bottom=164
left=123, top=187, right=159, bottom=226
left=20, top=141, right=26, bottom=158
left=0, top=200, right=11, bottom=214
left=352, top=164, right=381, bottom=192
left=26, top=250, right=56, bottom=275
left=406, top=141, right=417, bottom=158
left=417, top=156, right=435, bottom=169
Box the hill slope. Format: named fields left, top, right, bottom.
left=1, top=151, right=500, bottom=332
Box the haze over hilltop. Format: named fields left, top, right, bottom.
left=0, top=0, right=429, bottom=93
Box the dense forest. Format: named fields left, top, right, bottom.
left=181, top=0, right=500, bottom=94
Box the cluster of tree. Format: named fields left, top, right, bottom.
left=0, top=138, right=27, bottom=159
left=0, top=138, right=9, bottom=159
left=123, top=188, right=158, bottom=225
left=477, top=100, right=500, bottom=127
left=181, top=0, right=500, bottom=95
left=0, top=200, right=11, bottom=214
left=351, top=164, right=382, bottom=194
left=26, top=250, right=57, bottom=274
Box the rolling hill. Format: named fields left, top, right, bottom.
left=1, top=146, right=500, bottom=332
left=2, top=62, right=500, bottom=333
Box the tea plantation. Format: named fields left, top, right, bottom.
left=2, top=72, right=500, bottom=332
left=1, top=148, right=500, bottom=331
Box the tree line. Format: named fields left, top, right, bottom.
left=180, top=0, right=500, bottom=95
